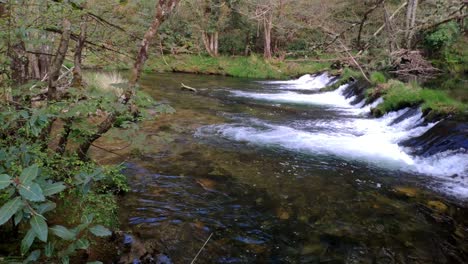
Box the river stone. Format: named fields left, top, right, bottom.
left=402, top=120, right=468, bottom=157
left=394, top=186, right=419, bottom=197
left=427, top=200, right=448, bottom=213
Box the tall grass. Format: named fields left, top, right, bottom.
left=84, top=72, right=125, bottom=97
left=143, top=54, right=331, bottom=79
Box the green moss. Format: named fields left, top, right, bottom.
left=372, top=79, right=467, bottom=119
left=370, top=71, right=387, bottom=84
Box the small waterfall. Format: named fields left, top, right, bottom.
left=258, top=72, right=338, bottom=90
left=197, top=74, right=468, bottom=198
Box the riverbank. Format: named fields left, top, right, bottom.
left=85, top=54, right=332, bottom=79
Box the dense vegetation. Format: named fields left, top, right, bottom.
left=0, top=0, right=466, bottom=262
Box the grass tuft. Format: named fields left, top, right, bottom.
left=84, top=72, right=126, bottom=96
left=371, top=79, right=467, bottom=119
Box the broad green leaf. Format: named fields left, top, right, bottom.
left=0, top=197, right=23, bottom=225
left=75, top=238, right=90, bottom=250
left=81, top=214, right=94, bottom=224
left=30, top=215, right=48, bottom=242
left=42, top=182, right=66, bottom=196
left=19, top=183, right=45, bottom=202
left=20, top=164, right=39, bottom=185
left=0, top=174, right=11, bottom=189
left=89, top=225, right=111, bottom=237
left=21, top=229, right=36, bottom=255
left=36, top=202, right=56, bottom=214
left=44, top=242, right=54, bottom=257
left=23, top=249, right=40, bottom=264
left=50, top=225, right=76, bottom=241
left=14, top=210, right=24, bottom=225
left=61, top=256, right=70, bottom=264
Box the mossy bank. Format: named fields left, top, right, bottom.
left=85, top=54, right=332, bottom=79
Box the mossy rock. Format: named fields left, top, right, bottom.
left=427, top=200, right=448, bottom=213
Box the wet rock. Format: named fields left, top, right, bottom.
left=196, top=178, right=216, bottom=191
left=402, top=120, right=468, bottom=157
left=389, top=107, right=420, bottom=126
left=155, top=253, right=172, bottom=264
left=276, top=207, right=291, bottom=220
left=394, top=186, right=419, bottom=198
left=427, top=200, right=448, bottom=213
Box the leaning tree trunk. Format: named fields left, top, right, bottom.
left=48, top=18, right=71, bottom=101
left=71, top=20, right=87, bottom=88
left=77, top=0, right=180, bottom=160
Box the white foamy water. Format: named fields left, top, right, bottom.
left=258, top=72, right=337, bottom=90
left=232, top=84, right=353, bottom=108
left=198, top=73, right=468, bottom=198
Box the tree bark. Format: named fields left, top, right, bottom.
left=405, top=0, right=419, bottom=49
left=9, top=42, right=29, bottom=86
left=48, top=18, right=71, bottom=101
left=56, top=118, right=73, bottom=155
left=383, top=3, right=398, bottom=53
left=72, top=20, right=87, bottom=88
left=202, top=31, right=219, bottom=57
left=263, top=10, right=273, bottom=59
left=357, top=0, right=384, bottom=49
left=77, top=0, right=180, bottom=160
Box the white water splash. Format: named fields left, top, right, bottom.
left=198, top=73, right=468, bottom=198
left=258, top=73, right=337, bottom=90
left=232, top=84, right=353, bottom=108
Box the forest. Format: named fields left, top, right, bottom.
left=0, top=0, right=467, bottom=263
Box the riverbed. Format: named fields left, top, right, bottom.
left=95, top=72, right=468, bottom=263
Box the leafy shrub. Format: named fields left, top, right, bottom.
left=424, top=21, right=460, bottom=52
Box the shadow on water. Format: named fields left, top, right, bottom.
left=104, top=73, right=468, bottom=263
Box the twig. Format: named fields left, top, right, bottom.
left=338, top=39, right=370, bottom=82
left=190, top=233, right=213, bottom=264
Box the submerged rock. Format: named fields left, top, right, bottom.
left=427, top=200, right=448, bottom=213
left=394, top=186, right=419, bottom=198
left=402, top=120, right=468, bottom=157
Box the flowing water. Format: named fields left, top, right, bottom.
left=107, top=73, right=468, bottom=263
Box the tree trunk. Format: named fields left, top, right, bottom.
left=72, top=20, right=87, bottom=88
left=384, top=3, right=398, bottom=53
left=28, top=53, right=41, bottom=80
left=78, top=0, right=180, bottom=160
left=39, top=34, right=52, bottom=79
left=214, top=31, right=218, bottom=56
left=48, top=18, right=71, bottom=101
left=405, top=0, right=419, bottom=49
left=202, top=31, right=218, bottom=57
left=263, top=11, right=273, bottom=59
left=9, top=42, right=29, bottom=86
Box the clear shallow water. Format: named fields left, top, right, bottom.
left=112, top=73, right=468, bottom=263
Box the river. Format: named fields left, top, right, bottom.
left=101, top=72, right=468, bottom=263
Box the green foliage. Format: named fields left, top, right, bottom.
left=371, top=80, right=467, bottom=119
left=143, top=54, right=331, bottom=79
left=370, top=72, right=387, bottom=84
left=424, top=22, right=460, bottom=51
left=0, top=69, right=164, bottom=261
